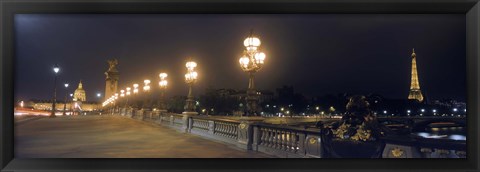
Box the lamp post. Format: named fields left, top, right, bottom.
left=129, top=83, right=138, bottom=117
left=184, top=61, right=198, bottom=114
left=120, top=89, right=125, bottom=115
left=50, top=64, right=60, bottom=118
left=142, top=80, right=152, bottom=119
left=62, top=83, right=69, bottom=116
left=238, top=31, right=266, bottom=116
left=159, top=73, right=168, bottom=112
left=69, top=93, right=73, bottom=115
left=125, top=87, right=131, bottom=116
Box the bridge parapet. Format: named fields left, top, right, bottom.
left=107, top=109, right=466, bottom=158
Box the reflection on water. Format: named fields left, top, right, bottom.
left=414, top=126, right=466, bottom=141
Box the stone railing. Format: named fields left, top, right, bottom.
left=107, top=109, right=466, bottom=158
left=189, top=117, right=241, bottom=146
left=252, top=124, right=322, bottom=158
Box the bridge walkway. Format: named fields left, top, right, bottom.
left=15, top=115, right=273, bottom=158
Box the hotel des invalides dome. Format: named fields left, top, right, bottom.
left=24, top=80, right=101, bottom=115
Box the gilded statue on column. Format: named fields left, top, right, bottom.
left=319, top=95, right=392, bottom=158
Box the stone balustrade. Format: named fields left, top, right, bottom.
left=253, top=124, right=321, bottom=158
left=108, top=109, right=466, bottom=158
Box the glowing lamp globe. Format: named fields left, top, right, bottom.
left=53, top=64, right=60, bottom=74
left=244, top=37, right=261, bottom=47
left=254, top=52, right=266, bottom=63
left=159, top=80, right=168, bottom=87
left=159, top=73, right=168, bottom=79
left=186, top=61, right=197, bottom=70
left=191, top=72, right=198, bottom=79
left=239, top=56, right=249, bottom=67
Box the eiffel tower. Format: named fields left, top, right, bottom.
left=408, top=48, right=424, bottom=102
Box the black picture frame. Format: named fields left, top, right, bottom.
left=1, top=0, right=479, bottom=171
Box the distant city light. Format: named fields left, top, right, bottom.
left=407, top=110, right=411, bottom=113
left=432, top=109, right=437, bottom=113
left=421, top=109, right=425, bottom=112
left=453, top=108, right=458, bottom=112
left=20, top=101, right=24, bottom=108
left=97, top=93, right=101, bottom=97
left=53, top=64, right=60, bottom=74
left=383, top=110, right=387, bottom=114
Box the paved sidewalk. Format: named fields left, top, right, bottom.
left=15, top=115, right=273, bottom=158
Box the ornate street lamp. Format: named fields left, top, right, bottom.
left=184, top=61, right=198, bottom=114
left=159, top=73, right=168, bottom=112
left=238, top=32, right=266, bottom=116
left=62, top=83, right=69, bottom=116
left=130, top=83, right=139, bottom=114
left=133, top=83, right=139, bottom=94
left=50, top=64, right=60, bottom=118
left=125, top=87, right=131, bottom=115
left=120, top=89, right=125, bottom=115
left=142, top=79, right=151, bottom=110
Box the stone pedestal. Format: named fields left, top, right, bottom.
left=237, top=117, right=265, bottom=150
left=181, top=112, right=197, bottom=133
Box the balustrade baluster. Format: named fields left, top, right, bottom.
left=291, top=132, right=297, bottom=153
left=280, top=130, right=285, bottom=151
left=234, top=124, right=238, bottom=138
left=277, top=130, right=282, bottom=150
left=220, top=123, right=225, bottom=136
left=268, top=129, right=274, bottom=147
left=260, top=127, right=265, bottom=145
left=273, top=129, right=278, bottom=149
left=286, top=131, right=291, bottom=151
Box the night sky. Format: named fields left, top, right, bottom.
left=14, top=14, right=466, bottom=102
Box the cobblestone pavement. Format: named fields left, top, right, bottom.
left=15, top=115, right=273, bottom=158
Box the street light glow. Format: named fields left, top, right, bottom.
left=53, top=64, right=60, bottom=74
left=133, top=84, right=139, bottom=94
left=143, top=80, right=151, bottom=91
left=186, top=61, right=197, bottom=70
left=159, top=73, right=168, bottom=79
left=244, top=36, right=261, bottom=47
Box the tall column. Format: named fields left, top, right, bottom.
left=105, top=59, right=119, bottom=102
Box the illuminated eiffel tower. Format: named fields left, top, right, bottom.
left=408, top=48, right=424, bottom=102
